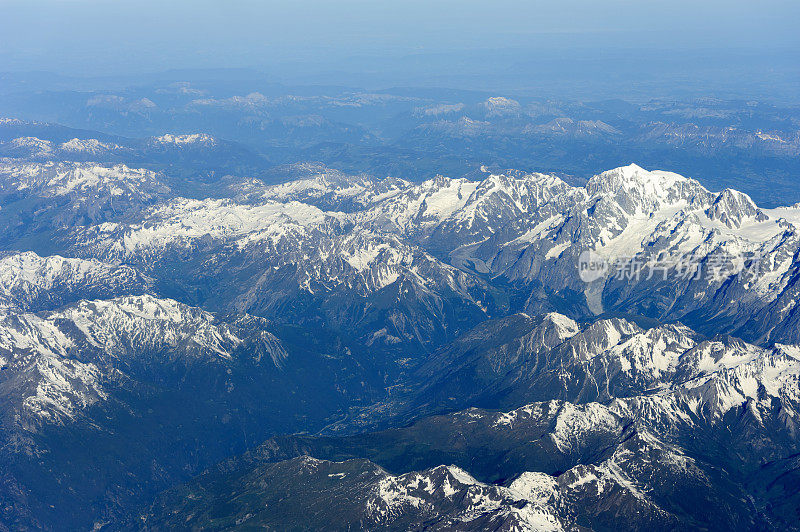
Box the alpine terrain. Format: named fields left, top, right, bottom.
left=0, top=143, right=797, bottom=530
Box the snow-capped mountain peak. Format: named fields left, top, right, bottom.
left=150, top=133, right=216, bottom=146
left=586, top=164, right=711, bottom=214
left=0, top=294, right=288, bottom=429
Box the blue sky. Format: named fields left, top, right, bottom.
left=1, top=0, right=798, bottom=72
left=1, top=0, right=798, bottom=102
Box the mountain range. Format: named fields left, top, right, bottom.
left=0, top=149, right=797, bottom=530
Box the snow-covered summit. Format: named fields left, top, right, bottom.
left=0, top=161, right=170, bottom=200
left=254, top=166, right=409, bottom=211
left=0, top=294, right=288, bottom=428
left=151, top=133, right=216, bottom=146
left=59, top=137, right=120, bottom=155
left=586, top=163, right=712, bottom=214
left=0, top=251, right=149, bottom=311
left=4, top=136, right=55, bottom=157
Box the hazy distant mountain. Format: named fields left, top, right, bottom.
left=3, top=87, right=800, bottom=206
